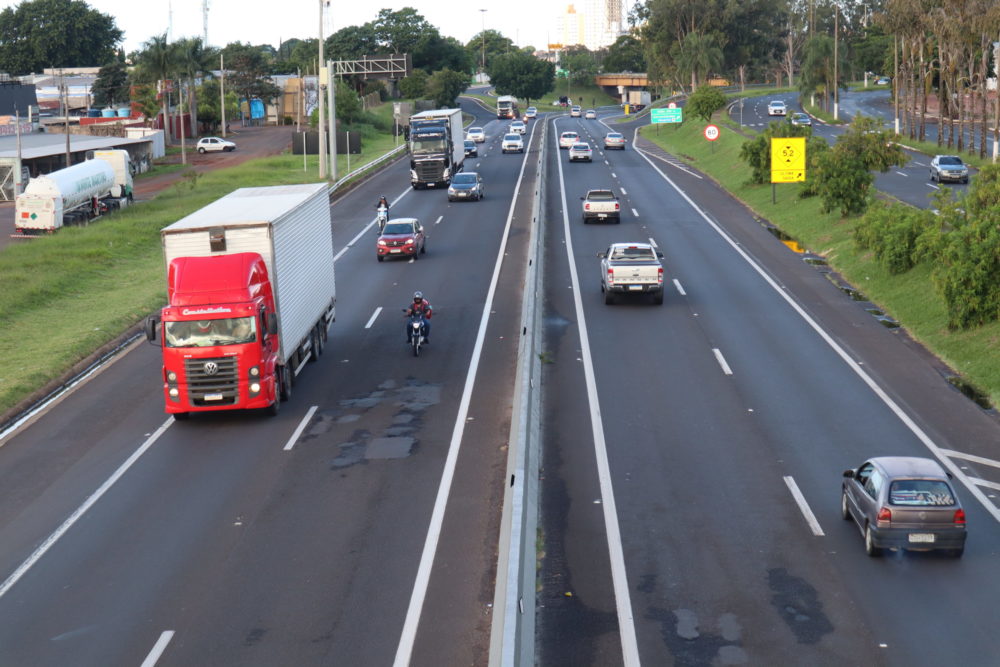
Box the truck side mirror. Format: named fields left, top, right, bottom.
left=842, top=469, right=855, bottom=479
left=267, top=312, right=278, bottom=336
left=597, top=252, right=606, bottom=258
left=145, top=316, right=161, bottom=346
left=657, top=251, right=664, bottom=258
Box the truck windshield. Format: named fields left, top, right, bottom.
left=411, top=138, right=447, bottom=155
left=164, top=316, right=257, bottom=348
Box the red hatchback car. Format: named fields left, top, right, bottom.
left=377, top=218, right=426, bottom=261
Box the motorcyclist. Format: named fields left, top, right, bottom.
left=376, top=196, right=390, bottom=215
left=405, top=291, right=432, bottom=343
left=376, top=196, right=390, bottom=232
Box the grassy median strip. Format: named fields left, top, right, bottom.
left=0, top=140, right=399, bottom=417
left=639, top=116, right=1000, bottom=406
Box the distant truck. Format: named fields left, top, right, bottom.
left=623, top=90, right=650, bottom=112
left=409, top=108, right=464, bottom=189
left=599, top=242, right=665, bottom=305
left=145, top=183, right=336, bottom=419
left=496, top=94, right=519, bottom=119
left=581, top=188, right=621, bottom=223
left=14, top=149, right=133, bottom=234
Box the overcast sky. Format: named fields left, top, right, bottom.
left=16, top=0, right=562, bottom=55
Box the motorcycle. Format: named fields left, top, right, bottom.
left=376, top=206, right=388, bottom=232
left=404, top=310, right=427, bottom=357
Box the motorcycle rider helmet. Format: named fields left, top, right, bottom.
left=413, top=291, right=423, bottom=302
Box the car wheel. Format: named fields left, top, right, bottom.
left=198, top=147, right=206, bottom=154
left=613, top=217, right=620, bottom=224
left=864, top=524, right=882, bottom=557
left=949, top=546, right=965, bottom=558
left=963, top=178, right=969, bottom=184
left=841, top=491, right=851, bottom=520
left=377, top=255, right=384, bottom=262
left=930, top=170, right=937, bottom=182
left=604, top=290, right=616, bottom=305
left=420, top=243, right=426, bottom=254
left=653, top=292, right=664, bottom=305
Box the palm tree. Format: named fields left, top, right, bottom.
left=671, top=32, right=723, bottom=91
left=137, top=33, right=176, bottom=144
left=174, top=37, right=216, bottom=139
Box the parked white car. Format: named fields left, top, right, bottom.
left=196, top=136, right=236, bottom=153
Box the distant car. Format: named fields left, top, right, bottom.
left=790, top=113, right=812, bottom=127
left=929, top=155, right=969, bottom=184
left=568, top=142, right=592, bottom=162
left=524, top=106, right=537, bottom=118
left=196, top=136, right=236, bottom=153
left=604, top=132, right=626, bottom=150
left=559, top=131, right=580, bottom=149
left=376, top=218, right=426, bottom=262
left=510, top=120, right=527, bottom=134
left=570, top=105, right=582, bottom=117
left=447, top=171, right=484, bottom=201
left=501, top=133, right=524, bottom=153
left=467, top=126, right=486, bottom=143
left=584, top=109, right=597, bottom=120
left=767, top=100, right=787, bottom=116
left=876, top=76, right=890, bottom=85
left=842, top=456, right=966, bottom=557
left=464, top=139, right=478, bottom=157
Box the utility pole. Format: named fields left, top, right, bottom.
left=479, top=9, right=487, bottom=75
left=317, top=0, right=327, bottom=179
left=14, top=105, right=22, bottom=197
left=893, top=34, right=900, bottom=136
left=220, top=53, right=226, bottom=137
left=327, top=60, right=336, bottom=181
left=62, top=71, right=70, bottom=168
left=833, top=4, right=839, bottom=120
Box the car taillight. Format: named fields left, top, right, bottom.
left=876, top=507, right=892, bottom=524
left=584, top=203, right=590, bottom=211
left=607, top=268, right=614, bottom=285
left=614, top=203, right=620, bottom=210
left=954, top=508, right=966, bottom=525
left=657, top=267, right=664, bottom=284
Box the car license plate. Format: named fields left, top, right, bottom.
left=628, top=285, right=643, bottom=291
left=204, top=393, right=223, bottom=401
left=390, top=249, right=401, bottom=254
left=908, top=533, right=935, bottom=543
left=598, top=213, right=607, bottom=218
left=458, top=192, right=467, bottom=197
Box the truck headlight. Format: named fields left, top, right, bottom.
left=168, top=387, right=179, bottom=397
left=167, top=371, right=177, bottom=382
left=249, top=366, right=260, bottom=377
left=410, top=170, right=417, bottom=179
left=250, top=382, right=261, bottom=393
left=443, top=168, right=450, bottom=179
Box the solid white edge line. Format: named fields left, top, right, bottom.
left=283, top=405, right=318, bottom=452
left=967, top=477, right=1000, bottom=492
left=392, top=113, right=535, bottom=667
left=783, top=476, right=825, bottom=536
left=140, top=630, right=176, bottom=667
left=365, top=306, right=383, bottom=329
left=553, top=117, right=641, bottom=667
left=712, top=348, right=733, bottom=376
left=0, top=417, right=174, bottom=600
left=633, top=132, right=1000, bottom=526
left=334, top=188, right=410, bottom=263
left=939, top=448, right=1000, bottom=470
left=672, top=279, right=687, bottom=296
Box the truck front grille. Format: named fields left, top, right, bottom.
left=184, top=356, right=239, bottom=406
left=415, top=161, right=444, bottom=181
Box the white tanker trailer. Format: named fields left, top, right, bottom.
left=14, top=150, right=134, bottom=234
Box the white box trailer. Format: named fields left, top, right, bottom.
left=160, top=182, right=337, bottom=369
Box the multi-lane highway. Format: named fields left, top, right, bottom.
left=536, top=106, right=1000, bottom=664
left=3, top=90, right=1000, bottom=667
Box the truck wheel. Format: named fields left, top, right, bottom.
left=614, top=217, right=621, bottom=224
left=653, top=292, right=664, bottom=305
left=308, top=329, right=320, bottom=362
left=265, top=394, right=280, bottom=416
left=604, top=291, right=616, bottom=305
left=315, top=323, right=326, bottom=356
left=279, top=365, right=293, bottom=402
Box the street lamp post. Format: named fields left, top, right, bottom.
left=479, top=9, right=487, bottom=74
left=318, top=0, right=327, bottom=179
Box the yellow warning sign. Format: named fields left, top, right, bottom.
left=771, top=137, right=806, bottom=183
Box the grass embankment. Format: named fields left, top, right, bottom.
left=0, top=136, right=400, bottom=417
left=638, top=114, right=1000, bottom=406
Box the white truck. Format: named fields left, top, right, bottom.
left=409, top=108, right=464, bottom=189
left=581, top=189, right=621, bottom=223
left=14, top=149, right=133, bottom=234
left=148, top=183, right=337, bottom=417
left=626, top=90, right=651, bottom=110
left=599, top=242, right=665, bottom=305
left=496, top=95, right=519, bottom=119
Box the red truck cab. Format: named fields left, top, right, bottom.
left=149, top=252, right=282, bottom=418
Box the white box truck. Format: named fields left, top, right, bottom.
left=146, top=182, right=336, bottom=418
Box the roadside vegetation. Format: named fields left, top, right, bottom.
left=639, top=109, right=1000, bottom=406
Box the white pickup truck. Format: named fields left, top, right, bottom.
left=581, top=189, right=621, bottom=223
left=599, top=242, right=665, bottom=304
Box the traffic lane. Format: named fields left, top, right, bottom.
left=873, top=149, right=971, bottom=210
left=0, top=139, right=529, bottom=664
left=600, top=140, right=1000, bottom=660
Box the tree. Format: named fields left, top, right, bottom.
left=425, top=68, right=470, bottom=107
left=559, top=46, right=598, bottom=86
left=373, top=7, right=436, bottom=55
left=0, top=0, right=122, bottom=74
left=603, top=35, right=646, bottom=73
left=466, top=29, right=516, bottom=71
left=326, top=24, right=380, bottom=62
left=414, top=33, right=473, bottom=74
left=399, top=68, right=429, bottom=99
left=670, top=31, right=723, bottom=90
left=134, top=33, right=176, bottom=142
left=196, top=78, right=238, bottom=130
left=686, top=85, right=727, bottom=122
left=93, top=59, right=129, bottom=107
left=222, top=42, right=282, bottom=110
left=174, top=37, right=215, bottom=138
left=487, top=51, right=554, bottom=106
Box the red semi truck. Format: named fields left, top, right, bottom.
left=145, top=183, right=336, bottom=418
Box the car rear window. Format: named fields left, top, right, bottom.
left=610, top=247, right=654, bottom=260
left=562, top=132, right=578, bottom=139
left=587, top=191, right=614, bottom=200
left=889, top=480, right=956, bottom=506
left=607, top=133, right=622, bottom=139
left=572, top=144, right=589, bottom=150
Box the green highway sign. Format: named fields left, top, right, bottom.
left=651, top=108, right=682, bottom=124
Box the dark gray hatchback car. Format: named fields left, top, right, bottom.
left=842, top=456, right=966, bottom=557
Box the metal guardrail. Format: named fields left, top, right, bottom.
left=329, top=143, right=407, bottom=193
left=489, top=119, right=546, bottom=667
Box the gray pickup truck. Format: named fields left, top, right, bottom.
left=599, top=242, right=665, bottom=304
left=581, top=189, right=620, bottom=223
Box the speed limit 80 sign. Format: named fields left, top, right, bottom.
left=704, top=124, right=720, bottom=141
